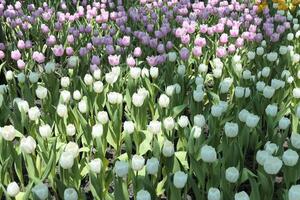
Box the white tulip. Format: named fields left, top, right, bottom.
left=263, top=156, right=282, bottom=175
left=66, top=124, right=76, bottom=136
left=92, top=123, right=103, bottom=138
left=291, top=133, right=300, bottom=149
left=146, top=157, right=159, bottom=175
left=39, top=124, right=52, bottom=138
left=224, top=122, right=238, bottom=138
left=147, top=120, right=161, bottom=134
left=64, top=188, right=78, bottom=200
left=65, top=142, right=79, bottom=158
left=200, top=145, right=217, bottom=163
left=0, top=125, right=16, bottom=141
left=20, top=136, right=36, bottom=154
left=162, top=140, right=174, bottom=157
left=89, top=158, right=102, bottom=173
left=288, top=185, right=300, bottom=200
left=28, top=106, right=41, bottom=121
left=163, top=117, right=175, bottom=130
left=225, top=167, right=240, bottom=183
left=57, top=104, right=68, bottom=118
left=123, top=121, right=135, bottom=134
left=84, top=74, right=93, bottom=85
left=131, top=155, right=145, bottom=171
left=36, top=85, right=47, bottom=99
left=61, top=77, right=70, bottom=88
left=60, top=152, right=74, bottom=169
left=158, top=94, right=170, bottom=108
left=173, top=171, right=188, bottom=189
left=7, top=182, right=20, bottom=197
left=93, top=81, right=104, bottom=93
left=283, top=149, right=299, bottom=167
left=97, top=111, right=109, bottom=124
left=114, top=160, right=129, bottom=177
left=177, top=115, right=189, bottom=128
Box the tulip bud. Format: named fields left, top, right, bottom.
left=279, top=117, right=290, bottom=130
left=39, top=124, right=52, bottom=138
left=73, top=90, right=82, bottom=100
left=20, top=136, right=36, bottom=154
left=78, top=99, right=88, bottom=113
left=45, top=62, right=55, bottom=74
left=36, top=85, right=47, bottom=99
left=29, top=72, right=39, bottom=83
left=234, top=191, right=249, bottom=200
left=130, top=67, right=141, bottom=79
left=65, top=142, right=79, bottom=158
left=89, top=158, right=102, bottom=173
left=208, top=188, right=221, bottom=200
left=224, top=122, right=238, bottom=138
left=225, top=167, right=240, bottom=183
left=288, top=185, right=300, bottom=200
left=132, top=93, right=145, bottom=107
left=5, top=70, right=14, bottom=81
left=147, top=120, right=161, bottom=135
left=150, top=67, right=159, bottom=78
left=291, top=133, right=300, bottom=149
left=194, top=114, right=205, bottom=128
left=64, top=188, right=78, bottom=200
left=32, top=183, right=49, bottom=200
left=17, top=100, right=29, bottom=113
left=265, top=104, right=278, bottom=117
left=177, top=115, right=189, bottom=128
left=97, top=111, right=109, bottom=124
left=137, top=190, right=151, bottom=200
left=173, top=171, right=188, bottom=189
left=66, top=124, right=76, bottom=136
left=61, top=77, right=70, bottom=88
left=123, top=121, right=135, bottom=134
left=93, top=69, right=101, bottom=80
left=92, top=123, right=103, bottom=138
left=131, top=155, right=145, bottom=171
left=163, top=117, right=175, bottom=130
left=7, top=182, right=20, bottom=197
left=263, top=156, right=282, bottom=175
left=60, top=90, right=71, bottom=103
left=191, top=126, right=202, bottom=138
left=114, top=160, right=129, bottom=177
left=28, top=106, right=41, bottom=121
left=158, top=94, right=170, bottom=108
left=93, top=81, right=104, bottom=93
left=200, top=145, right=217, bottom=163
left=256, top=150, right=270, bottom=166
left=146, top=157, right=159, bottom=175
left=162, top=140, right=174, bottom=157
left=282, top=149, right=299, bottom=167
left=59, top=152, right=74, bottom=169
left=264, top=141, right=278, bottom=155
left=0, top=125, right=16, bottom=141
left=57, top=104, right=68, bottom=118
left=245, top=114, right=260, bottom=128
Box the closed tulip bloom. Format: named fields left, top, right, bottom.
left=147, top=120, right=161, bottom=134
left=89, top=158, right=102, bottom=173
left=282, top=149, right=299, bottom=166
left=173, top=171, right=188, bottom=189
left=158, top=94, right=170, bottom=108
left=0, top=125, right=16, bottom=141
left=66, top=124, right=76, bottom=136
left=245, top=114, right=260, bottom=128
left=131, top=155, right=145, bottom=171
left=114, top=160, right=129, bottom=177
left=163, top=117, right=175, bottom=130
left=263, top=86, right=275, bottom=98
left=225, top=167, right=240, bottom=183
left=146, top=157, right=159, bottom=175
left=39, top=124, right=52, bottom=138
left=265, top=104, right=278, bottom=117
left=123, top=121, right=135, bottom=134
left=234, top=191, right=249, bottom=200
left=291, top=133, right=300, bottom=149
left=162, top=140, right=174, bottom=157
left=263, top=156, right=282, bottom=175
left=208, top=187, right=221, bottom=200
left=279, top=117, right=290, bottom=130
left=97, top=111, right=109, bottom=124
left=28, top=106, right=41, bottom=121
left=59, top=152, right=74, bottom=169
left=92, top=123, right=103, bottom=138
left=224, top=122, right=239, bottom=138
left=20, top=136, right=36, bottom=154
left=65, top=142, right=79, bottom=158
left=200, top=145, right=217, bottom=163
left=288, top=185, right=300, bottom=200
left=264, top=141, right=278, bottom=155
left=178, top=115, right=189, bottom=128
left=78, top=99, right=88, bottom=113
left=137, top=190, right=151, bottom=200
left=194, top=114, right=205, bottom=127
left=7, top=182, right=20, bottom=197
left=57, top=104, right=68, bottom=117
left=256, top=150, right=271, bottom=166
left=32, top=183, right=49, bottom=200
left=64, top=188, right=78, bottom=200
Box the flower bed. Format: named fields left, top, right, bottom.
left=0, top=0, right=300, bottom=199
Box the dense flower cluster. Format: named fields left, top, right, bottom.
left=0, top=0, right=300, bottom=199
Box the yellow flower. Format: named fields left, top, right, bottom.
left=278, top=3, right=289, bottom=10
